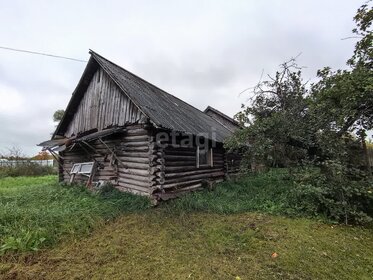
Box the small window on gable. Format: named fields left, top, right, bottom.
left=197, top=147, right=213, bottom=168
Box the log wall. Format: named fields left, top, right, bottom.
left=60, top=124, right=157, bottom=196
left=65, top=68, right=144, bottom=137
left=152, top=131, right=226, bottom=199
left=60, top=125, right=236, bottom=199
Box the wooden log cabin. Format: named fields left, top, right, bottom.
left=39, top=50, right=241, bottom=201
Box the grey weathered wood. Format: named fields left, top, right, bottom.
left=65, top=68, right=144, bottom=137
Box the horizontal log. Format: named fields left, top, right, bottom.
left=116, top=157, right=152, bottom=164
left=168, top=183, right=203, bottom=192
left=165, top=165, right=221, bottom=172
left=119, top=173, right=155, bottom=183
left=117, top=162, right=150, bottom=170
left=165, top=171, right=225, bottom=184
left=164, top=161, right=196, bottom=167
left=116, top=184, right=150, bottom=195
left=120, top=141, right=152, bottom=148
left=123, top=135, right=151, bottom=142
left=162, top=154, right=196, bottom=160
left=118, top=177, right=153, bottom=188
left=162, top=179, right=202, bottom=189
left=164, top=150, right=196, bottom=156
left=165, top=168, right=223, bottom=179
left=116, top=151, right=152, bottom=158
left=125, top=128, right=149, bottom=136
left=117, top=168, right=150, bottom=176
left=120, top=146, right=151, bottom=152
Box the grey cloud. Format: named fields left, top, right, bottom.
left=0, top=0, right=362, bottom=155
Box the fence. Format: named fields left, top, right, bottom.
left=0, top=159, right=54, bottom=167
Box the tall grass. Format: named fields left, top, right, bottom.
left=0, top=176, right=150, bottom=254
left=163, top=169, right=296, bottom=215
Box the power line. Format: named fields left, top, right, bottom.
left=0, top=46, right=87, bottom=63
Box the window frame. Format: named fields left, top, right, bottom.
left=196, top=147, right=213, bottom=168
left=70, top=162, right=95, bottom=177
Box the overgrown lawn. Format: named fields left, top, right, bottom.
left=0, top=176, right=150, bottom=254
left=0, top=173, right=372, bottom=279
left=164, top=169, right=297, bottom=216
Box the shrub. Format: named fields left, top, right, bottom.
left=292, top=163, right=373, bottom=224
left=0, top=163, right=57, bottom=178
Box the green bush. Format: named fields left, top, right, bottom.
left=163, top=167, right=372, bottom=225
left=0, top=163, right=57, bottom=178
left=292, top=163, right=373, bottom=224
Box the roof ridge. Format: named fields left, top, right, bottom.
left=204, top=105, right=239, bottom=125
left=54, top=49, right=233, bottom=142
left=89, top=50, right=215, bottom=119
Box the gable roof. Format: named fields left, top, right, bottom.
left=54, top=50, right=233, bottom=142
left=204, top=106, right=240, bottom=132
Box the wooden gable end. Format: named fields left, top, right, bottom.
left=64, top=67, right=145, bottom=137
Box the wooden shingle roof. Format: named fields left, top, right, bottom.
left=55, top=50, right=233, bottom=143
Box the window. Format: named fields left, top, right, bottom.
left=70, top=162, right=95, bottom=177
left=197, top=147, right=213, bottom=168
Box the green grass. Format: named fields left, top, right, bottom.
left=163, top=169, right=297, bottom=215
left=0, top=173, right=372, bottom=279
left=1, top=212, right=372, bottom=279
left=0, top=176, right=150, bottom=254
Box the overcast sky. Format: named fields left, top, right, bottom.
left=0, top=0, right=363, bottom=156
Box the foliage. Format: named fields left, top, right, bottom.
left=292, top=164, right=373, bottom=224
left=226, top=60, right=312, bottom=167
left=226, top=2, right=373, bottom=224
left=53, top=109, right=65, bottom=123
left=0, top=176, right=150, bottom=254
left=349, top=0, right=373, bottom=68
left=31, top=151, right=53, bottom=160
left=0, top=162, right=56, bottom=178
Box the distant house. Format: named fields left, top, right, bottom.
left=39, top=50, right=240, bottom=201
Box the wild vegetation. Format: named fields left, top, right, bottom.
left=0, top=163, right=56, bottom=178
left=226, top=1, right=373, bottom=224
left=0, top=176, right=150, bottom=254
left=0, top=2, right=371, bottom=279
left=0, top=175, right=372, bottom=279
left=0, top=148, right=56, bottom=178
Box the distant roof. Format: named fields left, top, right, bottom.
left=204, top=106, right=240, bottom=131
left=55, top=50, right=233, bottom=142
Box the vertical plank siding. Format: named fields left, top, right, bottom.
left=65, top=68, right=144, bottom=137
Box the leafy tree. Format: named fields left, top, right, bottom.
left=32, top=151, right=52, bottom=160
left=226, top=1, right=373, bottom=224
left=227, top=59, right=312, bottom=168
left=53, top=109, right=65, bottom=123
